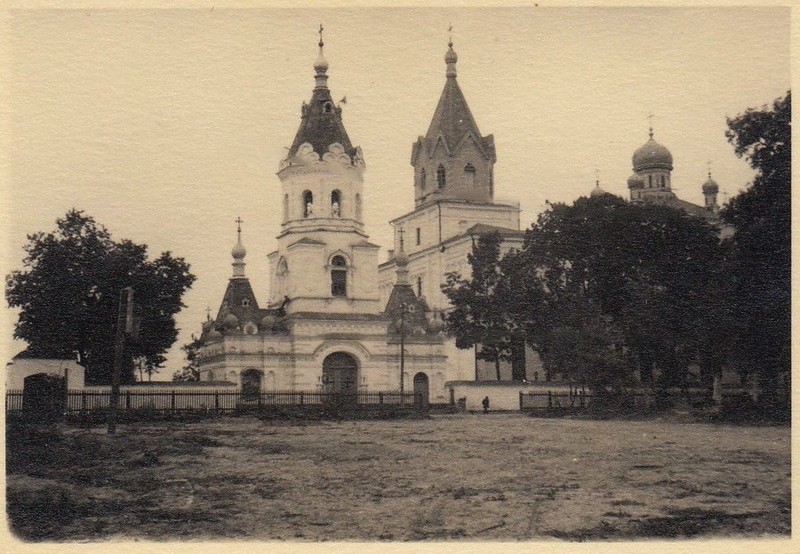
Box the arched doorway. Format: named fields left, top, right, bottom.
left=241, top=369, right=262, bottom=402
left=322, top=352, right=358, bottom=404
left=413, top=372, right=429, bottom=406
left=23, top=373, right=65, bottom=422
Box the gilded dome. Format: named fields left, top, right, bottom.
left=632, top=137, right=673, bottom=171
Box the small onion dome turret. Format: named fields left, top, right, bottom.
left=202, top=319, right=214, bottom=332
left=427, top=314, right=444, bottom=334
left=223, top=313, right=239, bottom=329
left=632, top=137, right=673, bottom=172
left=205, top=328, right=222, bottom=341
left=394, top=249, right=410, bottom=268
left=702, top=177, right=719, bottom=194
left=260, top=314, right=278, bottom=331
left=231, top=240, right=246, bottom=260
left=627, top=174, right=645, bottom=189
left=590, top=184, right=607, bottom=198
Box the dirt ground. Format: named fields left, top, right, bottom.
left=5, top=413, right=791, bottom=542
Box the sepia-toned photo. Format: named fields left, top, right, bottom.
left=3, top=5, right=791, bottom=545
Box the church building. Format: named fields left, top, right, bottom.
left=195, top=36, right=448, bottom=402
left=377, top=39, right=542, bottom=383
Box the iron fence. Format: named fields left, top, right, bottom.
left=5, top=389, right=422, bottom=415
left=519, top=390, right=657, bottom=411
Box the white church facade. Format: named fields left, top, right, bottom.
left=194, top=36, right=449, bottom=402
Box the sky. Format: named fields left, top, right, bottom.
left=2, top=6, right=791, bottom=378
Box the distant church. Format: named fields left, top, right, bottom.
left=591, top=126, right=732, bottom=239
left=195, top=36, right=448, bottom=401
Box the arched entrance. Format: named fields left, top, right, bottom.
left=23, top=373, right=65, bottom=422
left=241, top=369, right=262, bottom=402
left=322, top=352, right=358, bottom=404
left=413, top=372, right=429, bottom=406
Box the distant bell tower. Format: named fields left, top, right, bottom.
left=630, top=118, right=675, bottom=204
left=410, top=37, right=497, bottom=207
left=702, top=161, right=720, bottom=212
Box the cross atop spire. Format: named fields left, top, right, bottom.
left=398, top=227, right=405, bottom=252
left=448, top=23, right=453, bottom=47
left=648, top=113, right=655, bottom=139
left=318, top=23, right=324, bottom=48
left=707, top=158, right=712, bottom=179
left=595, top=167, right=600, bottom=187
left=206, top=306, right=211, bottom=321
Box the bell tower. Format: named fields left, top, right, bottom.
left=268, top=28, right=380, bottom=314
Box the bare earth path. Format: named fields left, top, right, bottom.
left=6, top=414, right=790, bottom=541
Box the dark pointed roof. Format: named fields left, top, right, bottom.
left=384, top=283, right=431, bottom=334
left=215, top=278, right=261, bottom=325
left=412, top=50, right=496, bottom=164
left=287, top=87, right=357, bottom=160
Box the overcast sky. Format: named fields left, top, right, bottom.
left=3, top=7, right=790, bottom=376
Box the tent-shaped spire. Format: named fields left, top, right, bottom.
left=286, top=29, right=357, bottom=162
left=418, top=40, right=495, bottom=162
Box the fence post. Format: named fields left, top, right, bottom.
left=215, top=392, right=220, bottom=412
left=171, top=390, right=176, bottom=414
left=519, top=391, right=523, bottom=410
left=81, top=391, right=87, bottom=413
left=126, top=391, right=131, bottom=410
left=300, top=391, right=304, bottom=406
left=548, top=391, right=552, bottom=408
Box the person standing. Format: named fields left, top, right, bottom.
left=482, top=396, right=490, bottom=414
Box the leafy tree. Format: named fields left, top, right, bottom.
left=6, top=210, right=196, bottom=385
left=442, top=232, right=525, bottom=380
left=722, top=91, right=791, bottom=396
left=172, top=335, right=203, bottom=382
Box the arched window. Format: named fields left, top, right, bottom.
left=331, top=255, right=347, bottom=297
left=303, top=191, right=313, bottom=217
left=283, top=194, right=289, bottom=220
left=416, top=276, right=423, bottom=297
left=420, top=168, right=427, bottom=190
left=355, top=193, right=362, bottom=220
left=331, top=190, right=341, bottom=217
left=208, top=370, right=215, bottom=382
left=323, top=101, right=333, bottom=113
left=464, top=164, right=476, bottom=187
left=437, top=164, right=446, bottom=189
left=648, top=175, right=652, bottom=187
left=660, top=175, right=666, bottom=188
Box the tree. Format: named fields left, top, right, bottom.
left=6, top=210, right=196, bottom=385
left=172, top=335, right=203, bottom=382
left=722, top=91, right=791, bottom=397
left=442, top=232, right=525, bottom=381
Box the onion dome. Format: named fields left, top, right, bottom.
left=231, top=240, right=246, bottom=260
left=427, top=313, right=444, bottom=334
left=223, top=313, right=239, bottom=329
left=632, top=134, right=673, bottom=172
left=627, top=174, right=645, bottom=189
left=590, top=183, right=607, bottom=198
left=702, top=177, right=719, bottom=194
left=205, top=328, right=222, bottom=341
left=314, top=48, right=328, bottom=74
left=395, top=249, right=409, bottom=268
left=260, top=314, right=278, bottom=331
left=445, top=41, right=458, bottom=65
left=202, top=318, right=214, bottom=332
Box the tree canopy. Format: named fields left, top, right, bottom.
left=721, top=91, right=791, bottom=388
left=6, top=210, right=196, bottom=384
left=443, top=194, right=727, bottom=391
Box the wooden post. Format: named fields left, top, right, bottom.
left=519, top=391, right=523, bottom=410
left=125, top=391, right=131, bottom=410
left=171, top=390, right=176, bottom=414
left=215, top=392, right=219, bottom=412
left=300, top=391, right=304, bottom=406
left=108, top=287, right=132, bottom=435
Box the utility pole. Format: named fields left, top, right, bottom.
left=108, top=287, right=133, bottom=435
left=400, top=302, right=406, bottom=403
